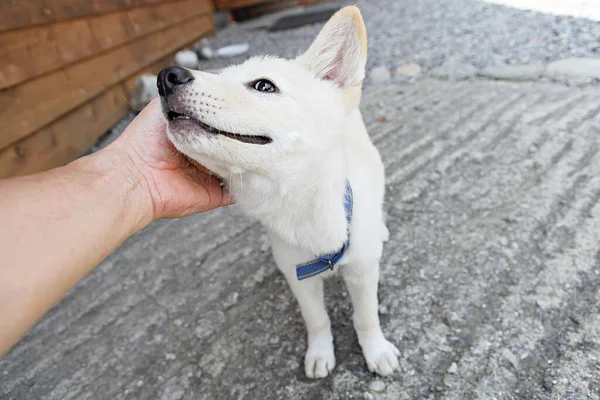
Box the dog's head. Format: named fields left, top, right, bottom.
left=158, top=6, right=367, bottom=178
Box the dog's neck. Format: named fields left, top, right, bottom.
left=227, top=148, right=349, bottom=256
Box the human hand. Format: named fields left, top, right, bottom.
left=106, top=98, right=232, bottom=222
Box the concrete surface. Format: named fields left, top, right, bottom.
left=3, top=78, right=600, bottom=400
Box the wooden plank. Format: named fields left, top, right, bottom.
left=0, top=86, right=129, bottom=179
left=0, top=0, right=204, bottom=33
left=0, top=0, right=212, bottom=90
left=214, top=0, right=271, bottom=10
left=0, top=15, right=213, bottom=151
left=0, top=49, right=193, bottom=179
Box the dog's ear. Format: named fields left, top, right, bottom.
left=298, top=6, right=367, bottom=89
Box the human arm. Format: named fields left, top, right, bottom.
left=0, top=99, right=230, bottom=355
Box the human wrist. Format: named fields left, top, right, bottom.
left=73, top=145, right=155, bottom=235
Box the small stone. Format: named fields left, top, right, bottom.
left=369, top=380, right=386, bottom=393
left=195, top=38, right=214, bottom=60
left=363, top=392, right=374, bottom=400
left=501, top=348, right=519, bottom=369
left=173, top=319, right=183, bottom=327
left=378, top=304, right=389, bottom=315
left=165, top=353, right=177, bottom=361
left=394, top=61, right=422, bottom=78
left=376, top=115, right=387, bottom=122
left=174, top=49, right=199, bottom=69
left=369, top=66, right=391, bottom=83
left=223, top=292, right=239, bottom=310
left=269, top=336, right=280, bottom=345
left=536, top=299, right=546, bottom=310
left=500, top=236, right=509, bottom=246
left=545, top=57, right=600, bottom=79
left=260, top=235, right=270, bottom=252
left=130, top=74, right=158, bottom=110
left=136, top=380, right=144, bottom=387
left=196, top=46, right=214, bottom=60
left=547, top=359, right=554, bottom=365
left=430, top=60, right=477, bottom=80
left=447, top=362, right=458, bottom=375
left=215, top=43, right=250, bottom=58
left=478, top=63, right=544, bottom=81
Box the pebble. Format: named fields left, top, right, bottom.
left=478, top=63, right=544, bottom=81
left=394, top=61, right=422, bottom=77
left=430, top=60, right=477, bottom=80
left=378, top=304, right=389, bottom=315
left=369, top=66, right=392, bottom=83
left=369, top=380, right=386, bottom=393
left=223, top=292, right=239, bottom=310
left=215, top=43, right=250, bottom=58
left=447, top=362, right=458, bottom=374
left=173, top=319, right=183, bottom=327
left=269, top=336, right=280, bottom=345
left=536, top=299, right=547, bottom=310
left=165, top=353, right=177, bottom=361
left=545, top=57, right=600, bottom=80
left=174, top=49, right=199, bottom=69
left=195, top=38, right=214, bottom=60
left=501, top=348, right=519, bottom=369
left=260, top=235, right=270, bottom=252
left=136, top=380, right=144, bottom=387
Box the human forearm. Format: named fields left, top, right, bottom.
left=0, top=147, right=152, bottom=354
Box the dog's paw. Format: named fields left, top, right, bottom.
left=304, top=333, right=336, bottom=379
left=361, top=336, right=400, bottom=376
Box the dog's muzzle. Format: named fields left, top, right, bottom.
left=157, top=66, right=194, bottom=98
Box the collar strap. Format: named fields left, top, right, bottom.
left=296, top=181, right=353, bottom=281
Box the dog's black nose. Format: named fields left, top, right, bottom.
left=157, top=66, right=194, bottom=97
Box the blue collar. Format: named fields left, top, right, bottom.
left=296, top=181, right=353, bottom=281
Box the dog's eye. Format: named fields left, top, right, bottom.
left=251, top=79, right=278, bottom=93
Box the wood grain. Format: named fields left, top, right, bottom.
left=0, top=49, right=196, bottom=178
left=0, top=86, right=129, bottom=179
left=0, top=15, right=213, bottom=151
left=0, top=0, right=212, bottom=90
left=0, top=0, right=193, bottom=33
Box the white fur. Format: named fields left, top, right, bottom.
left=162, top=6, right=399, bottom=378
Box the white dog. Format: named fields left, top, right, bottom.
left=157, top=6, right=399, bottom=378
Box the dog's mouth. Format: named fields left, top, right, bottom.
left=166, top=110, right=272, bottom=145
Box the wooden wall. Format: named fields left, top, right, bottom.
left=0, top=0, right=215, bottom=179
left=214, top=0, right=319, bottom=10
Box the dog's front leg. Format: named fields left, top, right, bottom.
left=280, top=270, right=335, bottom=379
left=343, top=263, right=400, bottom=376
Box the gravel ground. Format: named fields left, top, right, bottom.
left=199, top=0, right=600, bottom=75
